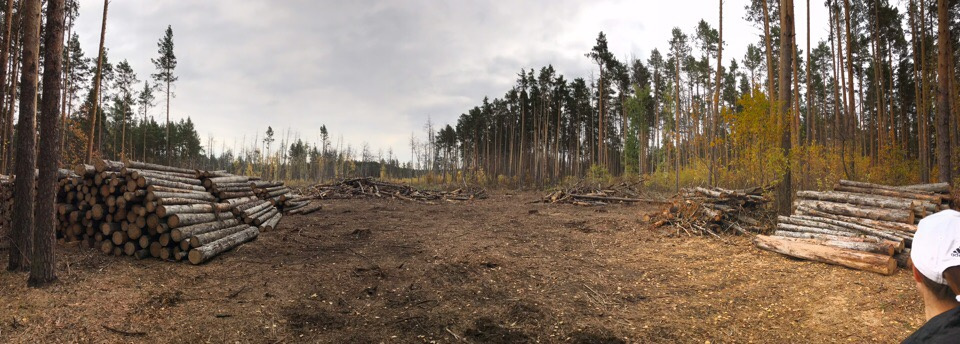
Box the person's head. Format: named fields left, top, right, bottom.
left=911, top=210, right=960, bottom=313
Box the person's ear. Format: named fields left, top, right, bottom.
left=912, top=266, right=924, bottom=283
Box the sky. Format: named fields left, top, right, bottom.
left=73, top=0, right=832, bottom=161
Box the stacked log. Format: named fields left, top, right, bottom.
left=539, top=181, right=659, bottom=206
left=55, top=160, right=269, bottom=264
left=201, top=172, right=257, bottom=201
left=756, top=181, right=952, bottom=275
left=651, top=186, right=771, bottom=237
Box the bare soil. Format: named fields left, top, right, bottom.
left=0, top=192, right=924, bottom=343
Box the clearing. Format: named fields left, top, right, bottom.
left=0, top=192, right=924, bottom=343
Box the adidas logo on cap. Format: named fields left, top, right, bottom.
left=953, top=247, right=960, bottom=258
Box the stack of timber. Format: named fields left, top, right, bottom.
left=651, top=186, right=771, bottom=237
left=200, top=171, right=257, bottom=201
left=55, top=160, right=266, bottom=264
left=539, top=181, right=654, bottom=206
left=251, top=180, right=310, bottom=215
left=755, top=180, right=952, bottom=275
left=308, top=177, right=487, bottom=203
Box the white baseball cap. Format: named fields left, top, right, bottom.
left=912, top=209, right=960, bottom=301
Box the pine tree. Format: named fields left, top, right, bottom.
left=30, top=0, right=66, bottom=287
left=152, top=25, right=177, bottom=164
left=8, top=0, right=41, bottom=272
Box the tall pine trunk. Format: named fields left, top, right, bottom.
left=86, top=0, right=107, bottom=163
left=777, top=0, right=795, bottom=215
left=936, top=0, right=954, bottom=184
left=7, top=0, right=41, bottom=272
left=30, top=0, right=66, bottom=287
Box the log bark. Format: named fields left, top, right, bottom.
left=94, top=159, right=124, bottom=173
left=795, top=206, right=917, bottom=233
left=123, top=160, right=196, bottom=175
left=777, top=222, right=858, bottom=237
left=148, top=191, right=216, bottom=202
left=253, top=208, right=278, bottom=226
left=262, top=212, right=282, bottom=230
left=288, top=203, right=320, bottom=215
left=754, top=235, right=897, bottom=275
left=167, top=211, right=235, bottom=228
left=170, top=218, right=241, bottom=242
left=797, top=190, right=935, bottom=212
left=834, top=185, right=943, bottom=203
left=156, top=202, right=232, bottom=217
left=188, top=224, right=250, bottom=248
left=139, top=177, right=205, bottom=191
left=240, top=201, right=272, bottom=217
left=156, top=197, right=213, bottom=206
left=789, top=210, right=908, bottom=242
left=795, top=199, right=915, bottom=224
left=188, top=227, right=259, bottom=264
left=129, top=169, right=200, bottom=185
left=769, top=234, right=895, bottom=255
left=899, top=182, right=951, bottom=194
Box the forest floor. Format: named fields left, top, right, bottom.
left=0, top=192, right=926, bottom=343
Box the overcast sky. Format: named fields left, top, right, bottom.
left=73, top=0, right=832, bottom=161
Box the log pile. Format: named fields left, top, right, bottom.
left=651, top=186, right=772, bottom=237
left=755, top=180, right=953, bottom=275
left=538, top=181, right=658, bottom=206
left=55, top=160, right=274, bottom=264
left=308, top=177, right=487, bottom=203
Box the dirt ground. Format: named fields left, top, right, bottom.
left=0, top=192, right=926, bottom=343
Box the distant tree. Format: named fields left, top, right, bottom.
left=152, top=25, right=177, bottom=164
left=936, top=0, right=953, bottom=184
left=115, top=60, right=138, bottom=160
left=137, top=81, right=155, bottom=161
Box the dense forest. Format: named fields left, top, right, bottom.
left=397, top=0, right=960, bottom=198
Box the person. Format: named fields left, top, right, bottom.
left=903, top=209, right=960, bottom=343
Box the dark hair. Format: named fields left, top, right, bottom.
left=921, top=266, right=960, bottom=301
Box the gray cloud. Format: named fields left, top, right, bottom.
left=72, top=0, right=831, bottom=160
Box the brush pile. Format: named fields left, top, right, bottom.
left=307, top=177, right=487, bottom=203
left=755, top=180, right=952, bottom=275
left=55, top=159, right=303, bottom=264
left=651, top=186, right=772, bottom=237
left=539, top=181, right=657, bottom=206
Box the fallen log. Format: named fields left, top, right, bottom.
left=787, top=212, right=907, bottom=243
left=123, top=160, right=196, bottom=175
left=797, top=190, right=935, bottom=213
left=754, top=235, right=897, bottom=275
left=795, top=206, right=917, bottom=233
left=188, top=227, right=259, bottom=264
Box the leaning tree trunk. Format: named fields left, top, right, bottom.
left=7, top=0, right=41, bottom=272
left=85, top=0, right=107, bottom=163
left=29, top=0, right=66, bottom=287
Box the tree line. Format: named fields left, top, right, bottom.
left=416, top=0, right=959, bottom=203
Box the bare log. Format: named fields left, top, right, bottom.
left=156, top=202, right=232, bottom=217
left=170, top=218, right=241, bottom=242
left=188, top=224, right=251, bottom=248
left=167, top=211, right=235, bottom=228
left=795, top=199, right=915, bottom=224
left=754, top=235, right=897, bottom=275
left=187, top=227, right=259, bottom=264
